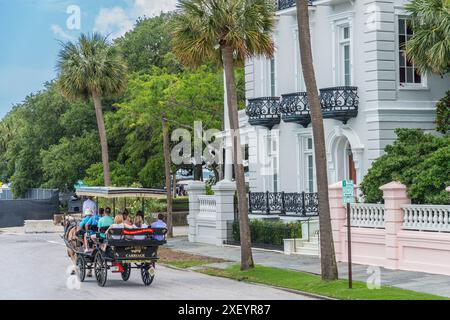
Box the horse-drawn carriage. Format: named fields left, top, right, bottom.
left=63, top=187, right=167, bottom=287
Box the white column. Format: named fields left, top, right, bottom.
left=213, top=179, right=237, bottom=245
left=186, top=181, right=206, bottom=242
left=223, top=70, right=233, bottom=181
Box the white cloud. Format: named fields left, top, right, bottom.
left=50, top=24, right=76, bottom=41
left=93, top=0, right=178, bottom=39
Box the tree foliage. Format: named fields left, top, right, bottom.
left=435, top=90, right=450, bottom=135
left=360, top=129, right=450, bottom=204
left=405, top=0, right=450, bottom=75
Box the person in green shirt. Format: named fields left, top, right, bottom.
left=95, top=207, right=114, bottom=239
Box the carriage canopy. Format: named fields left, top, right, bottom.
left=75, top=187, right=166, bottom=199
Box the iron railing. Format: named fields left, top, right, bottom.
left=277, top=0, right=314, bottom=11
left=245, top=97, right=281, bottom=129
left=319, top=86, right=359, bottom=124
left=279, top=92, right=311, bottom=128
left=248, top=191, right=319, bottom=216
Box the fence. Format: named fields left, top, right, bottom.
left=402, top=204, right=450, bottom=232
left=0, top=188, right=58, bottom=200
left=329, top=181, right=450, bottom=276
left=248, top=191, right=319, bottom=216
left=0, top=189, right=59, bottom=228
left=198, top=195, right=217, bottom=217
left=350, top=203, right=385, bottom=228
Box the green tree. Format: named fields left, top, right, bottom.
left=360, top=129, right=450, bottom=204
left=405, top=0, right=450, bottom=75
left=57, top=33, right=128, bottom=186
left=435, top=90, right=450, bottom=135
left=41, top=132, right=101, bottom=191
left=172, top=0, right=276, bottom=271
left=115, top=14, right=181, bottom=74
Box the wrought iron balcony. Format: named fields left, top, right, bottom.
left=245, top=97, right=281, bottom=129
left=279, top=92, right=311, bottom=128
left=248, top=191, right=319, bottom=216
left=277, top=0, right=314, bottom=11
left=319, top=86, right=359, bottom=124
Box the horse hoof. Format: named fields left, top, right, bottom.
left=71, top=270, right=76, bottom=275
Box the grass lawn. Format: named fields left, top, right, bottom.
left=158, top=247, right=228, bottom=269
left=198, top=264, right=447, bottom=300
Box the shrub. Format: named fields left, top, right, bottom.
left=360, top=129, right=450, bottom=204
left=436, top=91, right=450, bottom=135
left=233, top=219, right=302, bottom=246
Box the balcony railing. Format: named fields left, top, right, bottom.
left=279, top=92, right=311, bottom=128
left=245, top=97, right=281, bottom=129
left=248, top=191, right=319, bottom=216
left=319, top=86, right=359, bottom=124
left=277, top=0, right=314, bottom=11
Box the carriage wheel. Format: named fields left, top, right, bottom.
left=121, top=263, right=131, bottom=281
left=141, top=263, right=155, bottom=286
left=76, top=255, right=86, bottom=282
left=94, top=252, right=108, bottom=287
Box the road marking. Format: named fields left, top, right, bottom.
left=47, top=240, right=65, bottom=246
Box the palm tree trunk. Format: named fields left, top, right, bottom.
left=92, top=92, right=111, bottom=186
left=162, top=116, right=173, bottom=238
left=221, top=45, right=254, bottom=271
left=296, top=0, right=338, bottom=280
left=172, top=171, right=177, bottom=199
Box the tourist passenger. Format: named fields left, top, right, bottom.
left=93, top=207, right=113, bottom=240
left=107, top=214, right=125, bottom=240
left=82, top=196, right=97, bottom=216
left=132, top=215, right=148, bottom=240
left=122, top=209, right=133, bottom=228
left=150, top=213, right=167, bottom=241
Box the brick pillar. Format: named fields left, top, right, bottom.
left=213, top=179, right=236, bottom=246
left=380, top=181, right=410, bottom=269
left=186, top=181, right=206, bottom=242
left=328, top=182, right=346, bottom=261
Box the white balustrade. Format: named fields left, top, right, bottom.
left=198, top=195, right=217, bottom=216
left=350, top=203, right=385, bottom=228
left=402, top=205, right=450, bottom=232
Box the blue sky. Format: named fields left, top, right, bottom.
left=0, top=0, right=177, bottom=119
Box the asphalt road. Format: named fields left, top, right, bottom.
left=0, top=231, right=315, bottom=300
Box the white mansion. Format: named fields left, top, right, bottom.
left=223, top=0, right=449, bottom=200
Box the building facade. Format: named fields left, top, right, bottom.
left=233, top=0, right=449, bottom=197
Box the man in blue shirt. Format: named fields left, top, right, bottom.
left=150, top=213, right=167, bottom=241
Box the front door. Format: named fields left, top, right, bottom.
left=348, top=152, right=357, bottom=184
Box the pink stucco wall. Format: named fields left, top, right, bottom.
left=329, top=181, right=450, bottom=276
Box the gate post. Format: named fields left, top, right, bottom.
left=213, top=180, right=237, bottom=245
left=186, top=181, right=206, bottom=242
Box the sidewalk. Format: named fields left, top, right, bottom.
left=166, top=237, right=450, bottom=298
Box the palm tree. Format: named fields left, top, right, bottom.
left=296, top=0, right=338, bottom=280
left=57, top=33, right=127, bottom=186
left=405, top=0, right=449, bottom=75
left=172, top=0, right=275, bottom=270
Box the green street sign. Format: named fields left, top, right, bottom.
left=342, top=180, right=355, bottom=204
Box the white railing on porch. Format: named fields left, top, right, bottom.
left=402, top=205, right=450, bottom=232
left=350, top=203, right=385, bottom=228
left=198, top=195, right=217, bottom=216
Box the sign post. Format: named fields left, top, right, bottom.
left=342, top=180, right=355, bottom=289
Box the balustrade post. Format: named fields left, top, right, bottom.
left=186, top=181, right=206, bottom=243
left=213, top=180, right=237, bottom=245
left=328, top=181, right=352, bottom=261
left=380, top=181, right=410, bottom=269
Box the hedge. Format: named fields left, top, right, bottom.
left=233, top=219, right=302, bottom=246
left=360, top=129, right=450, bottom=204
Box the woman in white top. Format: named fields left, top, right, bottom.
left=132, top=215, right=148, bottom=240
left=106, top=214, right=125, bottom=240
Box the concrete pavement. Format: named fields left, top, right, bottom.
left=0, top=232, right=315, bottom=300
